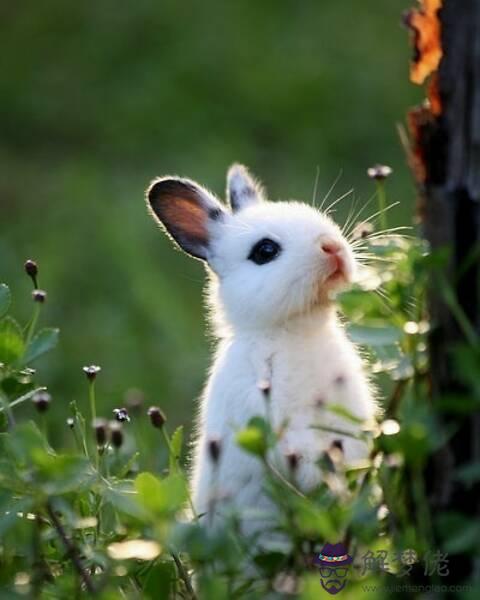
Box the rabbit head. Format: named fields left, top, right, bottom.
left=147, top=164, right=357, bottom=329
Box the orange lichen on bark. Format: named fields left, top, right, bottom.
left=427, top=73, right=442, bottom=116
left=405, top=0, right=443, bottom=85
left=405, top=0, right=444, bottom=186
left=407, top=105, right=434, bottom=184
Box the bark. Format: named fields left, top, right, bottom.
left=410, top=0, right=480, bottom=583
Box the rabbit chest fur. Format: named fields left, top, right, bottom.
left=191, top=308, right=375, bottom=522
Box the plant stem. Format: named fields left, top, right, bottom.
left=88, top=381, right=97, bottom=424
left=161, top=427, right=198, bottom=520
left=0, top=386, right=47, bottom=414
left=439, top=273, right=479, bottom=346
left=70, top=424, right=84, bottom=455
left=41, top=414, right=48, bottom=441
left=376, top=181, right=388, bottom=232
left=46, top=501, right=95, bottom=595
left=171, top=551, right=197, bottom=600
left=0, top=393, right=15, bottom=428
left=25, top=303, right=41, bottom=349
left=263, top=457, right=306, bottom=498
left=88, top=381, right=99, bottom=467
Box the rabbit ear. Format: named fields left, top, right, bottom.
left=226, top=163, right=264, bottom=212
left=147, top=177, right=226, bottom=260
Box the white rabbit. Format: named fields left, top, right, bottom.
left=146, top=164, right=377, bottom=535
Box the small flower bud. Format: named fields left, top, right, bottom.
left=327, top=440, right=344, bottom=465
left=207, top=438, right=221, bottom=463
left=83, top=365, right=101, bottom=381
left=24, top=260, right=38, bottom=287
left=113, top=407, right=130, bottom=423
left=257, top=379, right=271, bottom=398
left=285, top=451, right=300, bottom=472
left=109, top=421, right=123, bottom=449
left=93, top=418, right=108, bottom=446
left=18, top=368, right=36, bottom=384
left=351, top=221, right=374, bottom=241
left=24, top=259, right=38, bottom=277
left=331, top=439, right=344, bottom=452
left=66, top=417, right=75, bottom=429
left=367, top=164, right=393, bottom=181
left=32, top=391, right=51, bottom=413
left=32, top=289, right=47, bottom=303
left=148, top=406, right=166, bottom=429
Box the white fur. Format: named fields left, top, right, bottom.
left=147, top=165, right=377, bottom=534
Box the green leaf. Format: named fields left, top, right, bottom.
left=0, top=316, right=24, bottom=364
left=0, top=284, right=11, bottom=318
left=104, top=482, right=148, bottom=520
left=21, top=327, right=59, bottom=365
left=348, top=324, right=402, bottom=346
left=169, top=425, right=184, bottom=473
left=236, top=426, right=267, bottom=457
left=455, top=462, right=480, bottom=486
left=253, top=551, right=288, bottom=576
left=142, top=561, right=176, bottom=600
left=438, top=512, right=480, bottom=554
left=293, top=496, right=338, bottom=539
left=0, top=457, right=32, bottom=494
left=0, top=494, right=34, bottom=537
left=34, top=454, right=97, bottom=495
left=135, top=472, right=188, bottom=517
left=2, top=421, right=54, bottom=467
left=197, top=575, right=229, bottom=600
left=117, top=451, right=140, bottom=479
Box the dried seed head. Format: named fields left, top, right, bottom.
left=207, top=438, right=221, bottom=463
left=32, top=391, right=51, bottom=413
left=113, top=407, right=130, bottom=423
left=285, top=451, right=300, bottom=472
left=66, top=417, right=75, bottom=429
left=83, top=365, right=101, bottom=381
left=148, top=406, right=166, bottom=429
left=109, top=421, right=123, bottom=449
left=367, top=164, right=393, bottom=181
left=32, top=289, right=47, bottom=303
left=93, top=418, right=108, bottom=446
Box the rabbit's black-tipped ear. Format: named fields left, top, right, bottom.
left=226, top=164, right=264, bottom=212
left=146, top=177, right=226, bottom=261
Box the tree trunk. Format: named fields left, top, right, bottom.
left=407, top=0, right=480, bottom=583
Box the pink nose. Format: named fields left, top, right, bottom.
left=321, top=240, right=342, bottom=255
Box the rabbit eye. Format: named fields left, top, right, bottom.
left=248, top=238, right=281, bottom=265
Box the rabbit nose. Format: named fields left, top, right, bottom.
left=321, top=239, right=342, bottom=255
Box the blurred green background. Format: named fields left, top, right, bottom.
left=0, top=1, right=420, bottom=438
